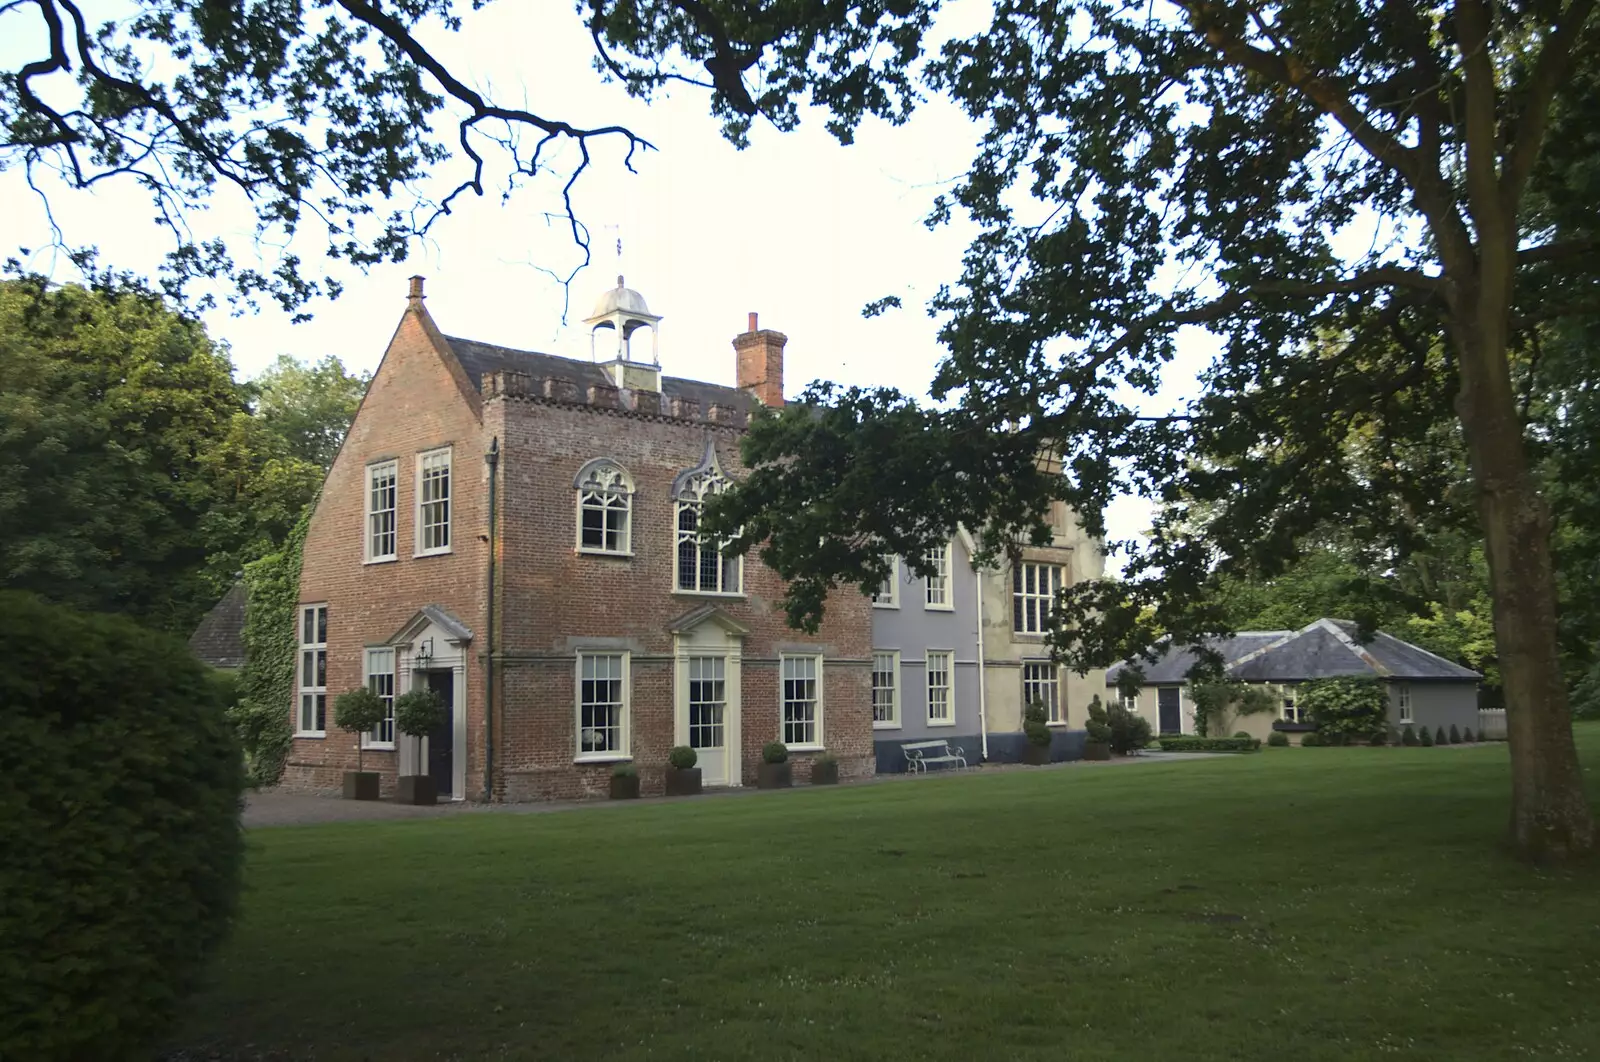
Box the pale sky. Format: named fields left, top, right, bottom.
left=0, top=1, right=1215, bottom=559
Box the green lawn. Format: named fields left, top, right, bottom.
left=173, top=728, right=1600, bottom=1062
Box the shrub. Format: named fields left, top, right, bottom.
left=1267, top=731, right=1290, bottom=747
left=762, top=741, right=789, bottom=764
left=1463, top=726, right=1476, bottom=743
left=1154, top=735, right=1260, bottom=752
left=1189, top=679, right=1276, bottom=737
left=333, top=686, right=386, bottom=773
left=815, top=751, right=838, bottom=766
left=1435, top=726, right=1448, bottom=746
left=1232, top=730, right=1251, bottom=739
left=1106, top=703, right=1153, bottom=754
left=1387, top=725, right=1402, bottom=745
left=668, top=745, right=698, bottom=770
left=0, top=592, right=244, bottom=1062
left=1084, top=695, right=1112, bottom=744
left=1420, top=726, right=1435, bottom=746
left=1448, top=723, right=1462, bottom=744
left=1299, top=675, right=1388, bottom=744
left=1300, top=732, right=1322, bottom=747
left=1402, top=724, right=1419, bottom=746
left=394, top=687, right=446, bottom=740
left=612, top=763, right=638, bottom=779
left=1368, top=730, right=1387, bottom=746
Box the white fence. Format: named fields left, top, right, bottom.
left=1478, top=709, right=1508, bottom=740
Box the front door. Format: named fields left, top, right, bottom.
left=1158, top=686, right=1181, bottom=735
left=687, top=656, right=728, bottom=786
left=426, top=670, right=454, bottom=797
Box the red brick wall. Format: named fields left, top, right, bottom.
left=490, top=389, right=874, bottom=800
left=284, top=298, right=488, bottom=796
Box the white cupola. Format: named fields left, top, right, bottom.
left=583, top=275, right=662, bottom=393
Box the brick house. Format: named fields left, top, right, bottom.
left=284, top=276, right=874, bottom=801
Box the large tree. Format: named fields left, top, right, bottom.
left=589, top=1, right=1600, bottom=861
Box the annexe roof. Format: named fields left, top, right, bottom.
left=1107, top=618, right=1480, bottom=685
left=188, top=582, right=247, bottom=670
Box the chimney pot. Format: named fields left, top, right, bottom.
left=748, top=311, right=759, bottom=333
left=408, top=275, right=425, bottom=300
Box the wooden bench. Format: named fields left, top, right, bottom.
left=901, top=739, right=968, bottom=774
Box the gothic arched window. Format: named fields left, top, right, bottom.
left=673, top=448, right=741, bottom=594
left=574, top=459, right=633, bottom=555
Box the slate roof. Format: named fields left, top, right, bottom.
left=444, top=336, right=756, bottom=414
left=1108, top=618, right=1480, bottom=685
left=189, top=582, right=246, bottom=670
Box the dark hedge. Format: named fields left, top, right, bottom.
left=0, top=592, right=244, bottom=1060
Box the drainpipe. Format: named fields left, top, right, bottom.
left=483, top=436, right=499, bottom=803
left=975, top=559, right=989, bottom=762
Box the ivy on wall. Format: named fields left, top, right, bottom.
left=231, top=507, right=310, bottom=787
left=1188, top=679, right=1276, bottom=737
left=1298, top=676, right=1388, bottom=742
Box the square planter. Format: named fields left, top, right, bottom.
left=609, top=774, right=641, bottom=800
left=396, top=774, right=437, bottom=806
left=1082, top=740, right=1112, bottom=761
left=342, top=770, right=380, bottom=801
left=810, top=760, right=840, bottom=786
left=1021, top=743, right=1051, bottom=766
left=664, top=766, right=702, bottom=797
left=757, top=761, right=793, bottom=789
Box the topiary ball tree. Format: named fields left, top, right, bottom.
left=394, top=687, right=447, bottom=770
left=0, top=591, right=244, bottom=1062
left=668, top=745, right=698, bottom=770
left=1449, top=723, right=1462, bottom=745
left=762, top=741, right=789, bottom=764
left=333, top=686, right=386, bottom=773
left=1023, top=701, right=1052, bottom=748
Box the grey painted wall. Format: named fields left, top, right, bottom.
left=869, top=536, right=983, bottom=746
left=1389, top=680, right=1479, bottom=736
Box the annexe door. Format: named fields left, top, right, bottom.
left=1157, top=687, right=1181, bottom=735
left=687, top=656, right=729, bottom=786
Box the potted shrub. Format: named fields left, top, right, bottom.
left=665, top=745, right=702, bottom=796
left=394, top=687, right=447, bottom=805
left=1083, top=695, right=1113, bottom=760
left=1022, top=702, right=1052, bottom=764
left=333, top=687, right=386, bottom=800
left=758, top=741, right=792, bottom=789
left=610, top=763, right=640, bottom=800
left=811, top=751, right=840, bottom=785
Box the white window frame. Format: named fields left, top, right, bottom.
left=871, top=556, right=900, bottom=608
left=296, top=604, right=327, bottom=737
left=1023, top=661, right=1063, bottom=725
left=674, top=468, right=743, bottom=596
left=575, top=459, right=634, bottom=556
left=925, top=650, right=954, bottom=726
left=780, top=653, right=824, bottom=750
left=1013, top=562, right=1064, bottom=635
left=686, top=655, right=728, bottom=753
left=415, top=446, right=452, bottom=556
left=923, top=542, right=953, bottom=611
left=1118, top=690, right=1139, bottom=714
left=1397, top=682, right=1413, bottom=725
left=362, top=647, right=396, bottom=749
left=871, top=649, right=901, bottom=729
left=1281, top=683, right=1302, bottom=724
left=575, top=651, right=631, bottom=762
left=365, top=460, right=398, bottom=563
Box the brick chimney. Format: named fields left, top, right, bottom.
left=734, top=312, right=787, bottom=407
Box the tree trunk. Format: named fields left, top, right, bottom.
left=1451, top=294, right=1595, bottom=863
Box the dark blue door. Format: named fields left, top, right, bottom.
left=426, top=670, right=454, bottom=797
left=1158, top=687, right=1181, bottom=734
